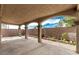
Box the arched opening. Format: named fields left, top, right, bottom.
left=1, top=23, right=21, bottom=41
left=41, top=16, right=76, bottom=46
left=27, top=22, right=38, bottom=38
left=27, top=22, right=38, bottom=29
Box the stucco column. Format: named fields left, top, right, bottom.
left=18, top=25, right=21, bottom=37
left=25, top=24, right=28, bottom=39
left=38, top=22, right=42, bottom=43
left=76, top=25, right=79, bottom=53
left=0, top=23, right=1, bottom=44
left=0, top=4, right=3, bottom=44
left=76, top=5, right=79, bottom=53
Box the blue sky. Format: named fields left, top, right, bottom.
left=42, top=19, right=61, bottom=25
left=28, top=16, right=65, bottom=29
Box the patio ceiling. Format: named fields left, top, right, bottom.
left=0, top=4, right=77, bottom=25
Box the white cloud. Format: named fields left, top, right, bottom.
left=8, top=25, right=18, bottom=29
left=28, top=23, right=38, bottom=27
left=42, top=19, right=60, bottom=25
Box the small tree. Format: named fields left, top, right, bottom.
left=59, top=16, right=75, bottom=27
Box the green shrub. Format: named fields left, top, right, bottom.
left=61, top=32, right=68, bottom=41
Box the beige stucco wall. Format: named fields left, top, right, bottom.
left=1, top=29, right=25, bottom=37
left=1, top=27, right=76, bottom=41
left=28, top=27, right=76, bottom=40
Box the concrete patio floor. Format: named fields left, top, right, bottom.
left=0, top=36, right=77, bottom=55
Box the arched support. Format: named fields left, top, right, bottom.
left=18, top=25, right=21, bottom=37
left=25, top=24, right=28, bottom=39
left=38, top=22, right=42, bottom=43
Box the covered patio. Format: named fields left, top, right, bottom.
left=0, top=4, right=79, bottom=55
left=0, top=36, right=76, bottom=55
